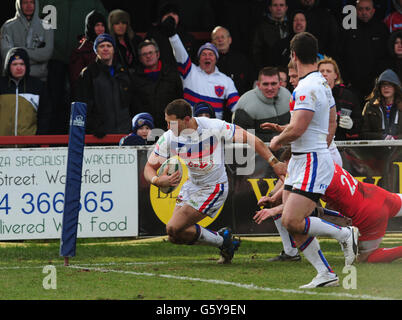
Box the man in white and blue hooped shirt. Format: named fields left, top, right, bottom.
left=162, top=16, right=239, bottom=120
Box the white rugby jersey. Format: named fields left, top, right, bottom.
left=289, top=71, right=335, bottom=153
left=154, top=117, right=235, bottom=185
left=169, top=34, right=239, bottom=119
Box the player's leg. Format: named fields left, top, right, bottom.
left=281, top=189, right=339, bottom=288
left=357, top=194, right=402, bottom=263
left=268, top=214, right=300, bottom=261
left=166, top=204, right=212, bottom=245
left=358, top=238, right=402, bottom=263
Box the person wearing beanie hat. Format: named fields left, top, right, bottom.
left=75, top=33, right=134, bottom=138
left=167, top=26, right=240, bottom=120
left=362, top=68, right=402, bottom=140
left=197, top=42, right=219, bottom=60
left=69, top=10, right=107, bottom=94
left=0, top=47, right=51, bottom=136
left=92, top=33, right=116, bottom=68
left=193, top=101, right=216, bottom=118
left=119, top=112, right=155, bottom=146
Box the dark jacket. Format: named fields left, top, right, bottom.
left=131, top=61, right=183, bottom=130
left=217, top=49, right=256, bottom=96
left=69, top=39, right=96, bottom=96
left=76, top=59, right=134, bottom=137
left=361, top=99, right=402, bottom=139
left=119, top=132, right=148, bottom=146
left=252, top=15, right=290, bottom=70
left=69, top=10, right=107, bottom=93
left=0, top=47, right=51, bottom=136
left=114, top=33, right=143, bottom=73
left=295, top=0, right=340, bottom=59
left=332, top=84, right=362, bottom=140
left=387, top=30, right=402, bottom=81
left=340, top=18, right=390, bottom=98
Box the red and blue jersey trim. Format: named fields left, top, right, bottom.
left=177, top=56, right=192, bottom=79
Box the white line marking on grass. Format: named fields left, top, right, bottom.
left=69, top=265, right=393, bottom=300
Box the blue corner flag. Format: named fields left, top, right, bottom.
left=60, top=102, right=87, bottom=258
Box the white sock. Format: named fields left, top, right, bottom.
left=274, top=215, right=298, bottom=256
left=300, top=236, right=335, bottom=275
left=305, top=216, right=349, bottom=242
left=193, top=224, right=223, bottom=247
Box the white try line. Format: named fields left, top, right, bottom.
left=69, top=265, right=393, bottom=300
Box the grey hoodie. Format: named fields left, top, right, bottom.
left=0, top=0, right=54, bottom=81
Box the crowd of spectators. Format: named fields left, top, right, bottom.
left=1, top=0, right=402, bottom=143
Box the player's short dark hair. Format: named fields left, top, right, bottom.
left=165, top=99, right=193, bottom=119
left=290, top=32, right=318, bottom=65
left=258, top=66, right=280, bottom=81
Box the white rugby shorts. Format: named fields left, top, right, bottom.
left=285, top=151, right=334, bottom=195
left=176, top=180, right=228, bottom=218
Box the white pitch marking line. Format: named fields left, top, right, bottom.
left=69, top=265, right=393, bottom=300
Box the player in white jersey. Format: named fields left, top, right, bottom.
left=144, top=99, right=287, bottom=263
left=269, top=32, right=358, bottom=288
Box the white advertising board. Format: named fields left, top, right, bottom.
left=0, top=146, right=138, bottom=240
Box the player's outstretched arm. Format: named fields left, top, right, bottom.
left=260, top=122, right=287, bottom=132
left=257, top=180, right=284, bottom=207
left=253, top=204, right=284, bottom=224
left=232, top=125, right=287, bottom=180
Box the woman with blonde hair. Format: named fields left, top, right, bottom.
left=318, top=56, right=362, bottom=140
left=361, top=68, right=402, bottom=140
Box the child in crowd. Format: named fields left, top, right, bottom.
left=119, top=112, right=154, bottom=146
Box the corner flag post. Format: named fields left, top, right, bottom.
left=60, top=102, right=87, bottom=265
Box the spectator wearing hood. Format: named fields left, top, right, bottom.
left=0, top=0, right=54, bottom=82
left=0, top=47, right=51, bottom=136
left=361, top=68, right=402, bottom=139
left=76, top=33, right=134, bottom=138
left=252, top=0, right=291, bottom=70
left=119, top=112, right=155, bottom=146
left=384, top=0, right=402, bottom=33
left=69, top=10, right=107, bottom=95
left=108, top=9, right=143, bottom=75
left=38, top=0, right=108, bottom=134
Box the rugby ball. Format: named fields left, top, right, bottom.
left=157, top=156, right=183, bottom=194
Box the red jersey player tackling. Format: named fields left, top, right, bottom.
left=321, top=163, right=402, bottom=262
left=255, top=162, right=402, bottom=263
